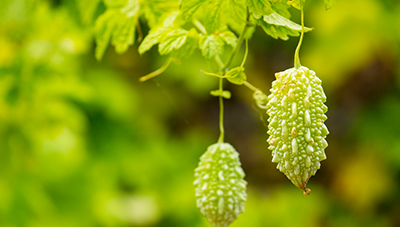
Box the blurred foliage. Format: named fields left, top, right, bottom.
left=1, top=0, right=400, bottom=227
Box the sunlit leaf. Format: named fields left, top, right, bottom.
left=210, top=90, right=231, bottom=99
left=138, top=26, right=172, bottom=54
left=323, top=0, right=334, bottom=10
left=259, top=12, right=312, bottom=40
left=219, top=30, right=237, bottom=48
left=94, top=0, right=139, bottom=61
left=158, top=29, right=188, bottom=55
left=199, top=34, right=224, bottom=59
left=287, top=0, right=305, bottom=10
left=179, top=0, right=206, bottom=20
left=246, top=0, right=272, bottom=19
left=226, top=66, right=247, bottom=85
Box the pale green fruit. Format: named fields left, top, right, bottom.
left=266, top=66, right=329, bottom=193
left=194, top=143, right=247, bottom=227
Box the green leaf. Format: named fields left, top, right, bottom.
left=179, top=0, right=206, bottom=20
left=140, top=0, right=179, bottom=28
left=94, top=0, right=139, bottom=61
left=259, top=12, right=312, bottom=40
left=271, top=1, right=291, bottom=18
left=228, top=0, right=246, bottom=26
left=219, top=31, right=237, bottom=48
left=226, top=67, right=247, bottom=85
left=246, top=0, right=272, bottom=19
left=170, top=28, right=200, bottom=59
left=139, top=12, right=200, bottom=59
left=210, top=90, right=231, bottom=99
left=199, top=34, right=224, bottom=59
left=287, top=0, right=305, bottom=10
left=180, top=0, right=228, bottom=34
left=158, top=29, right=188, bottom=55
left=204, top=0, right=224, bottom=33
left=264, top=12, right=311, bottom=31
left=162, top=11, right=180, bottom=26
left=323, top=0, right=334, bottom=10
left=76, top=0, right=100, bottom=25
left=138, top=26, right=172, bottom=55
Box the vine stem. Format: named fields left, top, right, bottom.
left=139, top=58, right=172, bottom=82
left=240, top=38, right=249, bottom=68
left=294, top=5, right=305, bottom=69
left=244, top=81, right=258, bottom=92
left=222, top=8, right=251, bottom=72
left=217, top=77, right=225, bottom=143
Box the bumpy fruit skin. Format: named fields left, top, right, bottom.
left=266, top=66, right=329, bottom=192
left=194, top=143, right=247, bottom=227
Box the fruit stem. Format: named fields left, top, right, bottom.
left=218, top=77, right=225, bottom=143
left=294, top=4, right=305, bottom=69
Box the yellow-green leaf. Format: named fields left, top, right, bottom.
left=226, top=67, right=246, bottom=85
left=210, top=90, right=231, bottom=99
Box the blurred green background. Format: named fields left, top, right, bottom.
left=1, top=0, right=400, bottom=226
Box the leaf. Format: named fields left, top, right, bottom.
left=210, top=90, right=231, bottom=99
left=94, top=0, right=139, bottom=61
left=138, top=26, right=172, bottom=54
left=140, top=0, right=179, bottom=28
left=246, top=0, right=272, bottom=19
left=139, top=11, right=200, bottom=59
left=76, top=0, right=100, bottom=25
left=287, top=0, right=305, bottom=10
left=226, top=67, right=247, bottom=85
left=219, top=31, right=237, bottom=48
left=179, top=0, right=206, bottom=20
left=323, top=0, right=334, bottom=10
left=170, top=28, right=200, bottom=59
left=204, top=0, right=224, bottom=33
left=158, top=29, right=188, bottom=55
left=271, top=1, right=291, bottom=18
left=199, top=34, right=224, bottom=59
left=228, top=0, right=246, bottom=26
left=163, top=11, right=180, bottom=26
left=112, top=16, right=136, bottom=53
left=180, top=0, right=227, bottom=34
left=264, top=12, right=311, bottom=31
left=259, top=12, right=312, bottom=40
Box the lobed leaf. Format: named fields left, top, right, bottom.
left=210, top=90, right=231, bottom=99
left=94, top=0, right=139, bottom=61
left=203, top=0, right=224, bottom=33
left=264, top=12, right=312, bottom=31
left=219, top=30, right=238, bottom=48
left=138, top=26, right=172, bottom=55
left=259, top=12, right=312, bottom=40
left=287, top=0, right=305, bottom=10
left=199, top=34, right=225, bottom=59
left=179, top=0, right=206, bottom=20
left=170, top=29, right=199, bottom=59
left=226, top=67, right=247, bottom=85
left=140, top=0, right=179, bottom=28
left=246, top=0, right=272, bottom=19
left=323, top=0, right=334, bottom=10
left=139, top=12, right=200, bottom=59
left=158, top=29, right=188, bottom=55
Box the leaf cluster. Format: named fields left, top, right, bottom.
left=92, top=0, right=333, bottom=60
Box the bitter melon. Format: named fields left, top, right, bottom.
left=266, top=66, right=329, bottom=193
left=194, top=143, right=247, bottom=227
